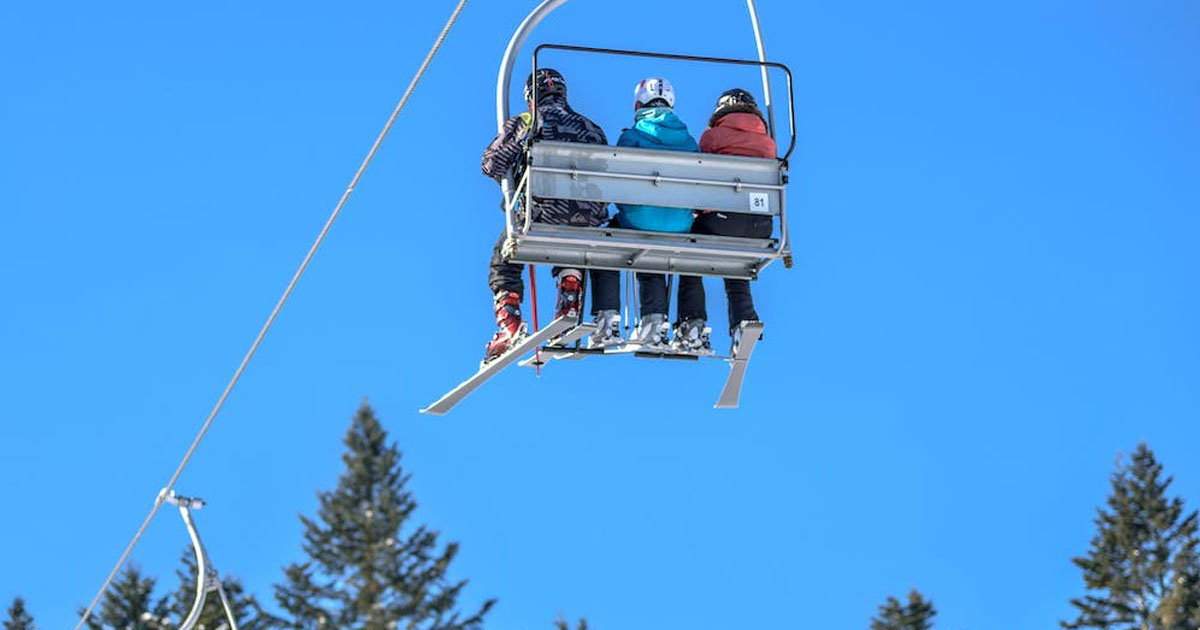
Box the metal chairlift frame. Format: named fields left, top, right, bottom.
left=163, top=490, right=241, bottom=630
left=422, top=0, right=791, bottom=415
left=495, top=0, right=796, bottom=281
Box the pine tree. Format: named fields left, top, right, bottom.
left=80, top=564, right=171, bottom=630
left=553, top=613, right=587, bottom=630
left=273, top=403, right=496, bottom=630
left=1063, top=443, right=1200, bottom=630
left=869, top=590, right=937, bottom=630
left=5, top=598, right=35, bottom=630
left=169, top=548, right=278, bottom=630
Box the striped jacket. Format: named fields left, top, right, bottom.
left=481, top=95, right=610, bottom=226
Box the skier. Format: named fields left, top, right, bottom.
left=674, top=88, right=777, bottom=355
left=480, top=68, right=622, bottom=363
left=613, top=77, right=700, bottom=349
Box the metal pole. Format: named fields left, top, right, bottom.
left=745, top=0, right=776, bottom=139
left=214, top=581, right=241, bottom=630
left=496, top=0, right=569, bottom=130
left=177, top=503, right=211, bottom=630
left=167, top=491, right=240, bottom=630
left=743, top=2, right=790, bottom=266
left=496, top=0, right=569, bottom=209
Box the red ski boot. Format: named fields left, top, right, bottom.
left=554, top=271, right=583, bottom=320
left=483, top=291, right=526, bottom=365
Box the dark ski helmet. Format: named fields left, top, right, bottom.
left=524, top=68, right=567, bottom=103
left=709, top=88, right=764, bottom=126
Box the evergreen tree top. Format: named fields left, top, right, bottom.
left=870, top=590, right=936, bottom=630
left=554, top=613, right=588, bottom=630
left=80, top=564, right=170, bottom=630
left=5, top=598, right=35, bottom=630
left=1063, top=443, right=1200, bottom=630
left=274, top=402, right=495, bottom=630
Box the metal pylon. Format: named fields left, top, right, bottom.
left=162, top=490, right=240, bottom=630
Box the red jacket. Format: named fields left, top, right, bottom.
left=698, top=112, right=777, bottom=158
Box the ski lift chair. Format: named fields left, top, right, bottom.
left=500, top=43, right=797, bottom=281
left=421, top=2, right=794, bottom=416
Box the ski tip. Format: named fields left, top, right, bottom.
left=419, top=401, right=452, bottom=416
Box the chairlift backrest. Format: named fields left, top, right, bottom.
left=527, top=141, right=785, bottom=218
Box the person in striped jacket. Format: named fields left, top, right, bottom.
left=480, top=68, right=621, bottom=363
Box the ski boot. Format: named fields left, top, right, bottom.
left=554, top=270, right=584, bottom=320
left=482, top=290, right=527, bottom=366
left=586, top=309, right=624, bottom=350
left=671, top=318, right=714, bottom=356
left=730, top=319, right=762, bottom=358
left=629, top=313, right=670, bottom=351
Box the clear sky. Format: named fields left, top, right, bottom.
left=2, top=1, right=1198, bottom=629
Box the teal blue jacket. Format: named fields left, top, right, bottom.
left=614, top=107, right=699, bottom=233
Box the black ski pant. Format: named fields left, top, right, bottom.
left=636, top=273, right=670, bottom=316
left=488, top=230, right=619, bottom=315
left=676, top=212, right=772, bottom=329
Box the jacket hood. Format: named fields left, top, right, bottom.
left=530, top=94, right=571, bottom=116
left=709, top=105, right=767, bottom=129
left=533, top=94, right=569, bottom=110
left=698, top=111, right=776, bottom=159
left=631, top=107, right=696, bottom=148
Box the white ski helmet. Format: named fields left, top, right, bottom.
left=633, top=77, right=676, bottom=109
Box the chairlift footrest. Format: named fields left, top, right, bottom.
left=633, top=350, right=701, bottom=361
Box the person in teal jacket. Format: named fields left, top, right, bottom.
left=615, top=77, right=700, bottom=348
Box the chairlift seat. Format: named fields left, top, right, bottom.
left=504, top=141, right=790, bottom=280
left=510, top=223, right=777, bottom=279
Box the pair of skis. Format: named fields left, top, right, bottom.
left=420, top=318, right=763, bottom=416
left=519, top=333, right=715, bottom=365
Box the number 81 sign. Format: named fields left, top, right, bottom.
left=748, top=192, right=771, bottom=213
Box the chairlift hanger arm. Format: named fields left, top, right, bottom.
left=172, top=494, right=240, bottom=630
left=178, top=504, right=213, bottom=630
left=744, top=0, right=776, bottom=138
left=496, top=0, right=568, bottom=131
left=496, top=0, right=568, bottom=210
left=529, top=43, right=796, bottom=161
left=497, top=0, right=788, bottom=152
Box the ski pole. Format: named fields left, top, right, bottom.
left=528, top=264, right=541, bottom=375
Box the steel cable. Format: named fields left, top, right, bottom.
left=75, top=2, right=469, bottom=627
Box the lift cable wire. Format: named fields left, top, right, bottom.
left=75, top=2, right=469, bottom=627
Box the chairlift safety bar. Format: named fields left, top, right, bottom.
left=531, top=43, right=797, bottom=162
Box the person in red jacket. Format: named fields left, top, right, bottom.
left=673, top=89, right=777, bottom=355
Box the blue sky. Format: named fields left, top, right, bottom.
left=2, top=0, right=1198, bottom=629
